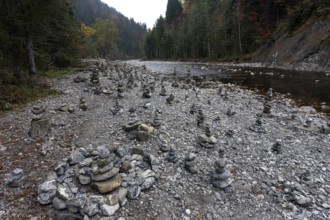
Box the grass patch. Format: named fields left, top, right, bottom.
left=41, top=67, right=77, bottom=78
left=0, top=80, right=58, bottom=112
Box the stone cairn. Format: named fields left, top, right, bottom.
left=122, top=108, right=141, bottom=132
left=79, top=98, right=88, bottom=111
left=197, top=123, right=217, bottom=148
left=184, top=153, right=198, bottom=174
left=142, top=87, right=152, bottom=98
left=117, top=81, right=125, bottom=98
left=5, top=168, right=26, bottom=187
left=90, top=70, right=100, bottom=85
left=159, top=84, right=167, bottom=96
left=166, top=94, right=175, bottom=104
left=152, top=109, right=162, bottom=128
left=110, top=99, right=123, bottom=115
left=263, top=88, right=273, bottom=114
left=196, top=108, right=205, bottom=127
left=167, top=148, right=178, bottom=163
left=29, top=104, right=50, bottom=138
left=212, top=149, right=232, bottom=190
left=249, top=114, right=266, bottom=133
left=271, top=141, right=282, bottom=154
left=127, top=73, right=134, bottom=89
left=37, top=146, right=158, bottom=219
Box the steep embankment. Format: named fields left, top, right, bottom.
left=254, top=16, right=330, bottom=72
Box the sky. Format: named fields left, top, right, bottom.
left=103, top=0, right=168, bottom=29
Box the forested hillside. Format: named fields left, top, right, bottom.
left=73, top=0, right=147, bottom=58
left=145, top=0, right=330, bottom=70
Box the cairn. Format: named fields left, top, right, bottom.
left=127, top=73, right=134, bottom=89
left=29, top=104, right=50, bottom=138
left=196, top=108, right=204, bottom=127
left=110, top=100, right=123, bottom=115
left=152, top=109, right=162, bottom=128
left=184, top=153, right=198, bottom=174
left=212, top=149, right=232, bottom=190
left=166, top=94, right=175, bottom=104
left=197, top=123, right=217, bottom=148
left=90, top=70, right=100, bottom=85
left=167, top=149, right=178, bottom=163
left=159, top=84, right=167, bottom=96
left=117, top=81, right=125, bottom=98
left=263, top=88, right=273, bottom=114
left=6, top=168, right=26, bottom=187
left=142, top=87, right=152, bottom=98
left=249, top=114, right=266, bottom=133
left=79, top=98, right=88, bottom=111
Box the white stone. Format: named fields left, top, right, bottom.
left=100, top=203, right=120, bottom=216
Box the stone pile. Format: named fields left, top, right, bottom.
left=196, top=108, right=204, bottom=127
left=151, top=109, right=162, bottom=128
left=37, top=146, right=158, bottom=219
left=29, top=104, right=51, bottom=138
left=166, top=94, right=175, bottom=104
left=79, top=98, right=88, bottom=111
left=142, top=87, right=152, bottom=98
left=110, top=100, right=123, bottom=115
left=5, top=168, right=26, bottom=188
left=167, top=149, right=178, bottom=163
left=249, top=114, right=266, bottom=133
left=197, top=123, right=217, bottom=148
left=212, top=149, right=232, bottom=190
left=263, top=88, right=273, bottom=114
left=117, top=81, right=125, bottom=98
left=159, top=84, right=167, bottom=96
left=184, top=153, right=198, bottom=174
left=90, top=71, right=100, bottom=85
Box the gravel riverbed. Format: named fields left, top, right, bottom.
left=0, top=59, right=329, bottom=220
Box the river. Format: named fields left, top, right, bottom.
left=123, top=60, right=330, bottom=116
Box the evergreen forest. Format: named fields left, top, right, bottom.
left=145, top=0, right=329, bottom=60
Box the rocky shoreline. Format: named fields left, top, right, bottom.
left=0, top=59, right=329, bottom=219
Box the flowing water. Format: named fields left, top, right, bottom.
left=124, top=60, right=330, bottom=116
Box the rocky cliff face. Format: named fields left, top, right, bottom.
left=253, top=16, right=330, bottom=72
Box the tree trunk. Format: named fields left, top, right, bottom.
left=237, top=0, right=243, bottom=56
left=26, top=30, right=37, bottom=84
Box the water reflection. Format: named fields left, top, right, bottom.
left=125, top=60, right=330, bottom=115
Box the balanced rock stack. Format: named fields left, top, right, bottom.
left=90, top=147, right=122, bottom=194
left=159, top=84, right=167, bottom=96
left=29, top=104, right=51, bottom=138
left=37, top=146, right=158, bottom=218
left=79, top=98, right=88, bottom=111
left=142, top=87, right=152, bottom=98
left=166, top=94, right=175, bottom=104
left=197, top=123, right=217, bottom=148
left=152, top=109, right=162, bottom=128
left=90, top=71, right=100, bottom=85
left=110, top=100, right=123, bottom=115
left=167, top=149, right=178, bottom=163
left=263, top=88, right=273, bottom=114
left=117, top=81, right=125, bottom=98
left=184, top=153, right=198, bottom=174
left=212, top=149, right=232, bottom=190
left=249, top=114, right=266, bottom=133
left=196, top=108, right=204, bottom=127
left=6, top=168, right=26, bottom=187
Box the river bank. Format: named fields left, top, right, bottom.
left=0, top=59, right=329, bottom=219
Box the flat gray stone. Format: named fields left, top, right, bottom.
left=91, top=168, right=119, bottom=182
